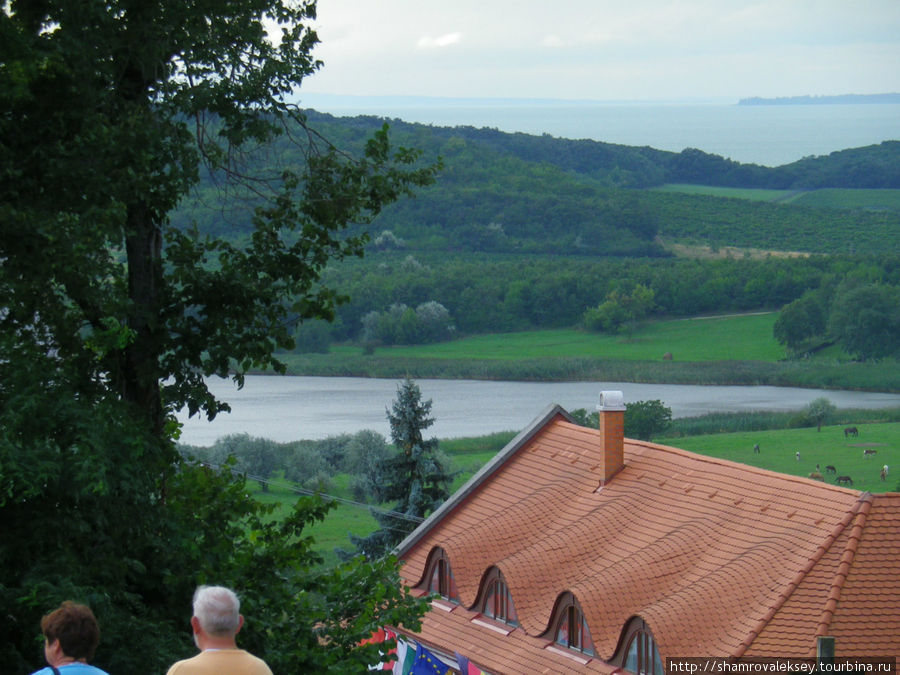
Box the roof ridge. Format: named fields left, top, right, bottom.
left=393, top=404, right=574, bottom=557
left=733, top=492, right=872, bottom=659
left=814, top=491, right=874, bottom=642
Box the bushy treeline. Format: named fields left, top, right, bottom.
left=774, top=279, right=900, bottom=360
left=180, top=428, right=453, bottom=508
left=180, top=430, right=393, bottom=503
left=361, top=300, right=455, bottom=347
left=302, top=253, right=898, bottom=346
left=662, top=405, right=900, bottom=438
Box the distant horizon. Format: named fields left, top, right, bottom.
left=294, top=97, right=900, bottom=168
left=295, top=92, right=900, bottom=109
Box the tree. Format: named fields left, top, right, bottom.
left=343, top=430, right=392, bottom=503
left=625, top=400, right=673, bottom=441
left=1, top=0, right=437, bottom=438
left=349, top=378, right=454, bottom=559
left=774, top=291, right=828, bottom=355
left=1, top=1, right=434, bottom=670
left=204, top=433, right=281, bottom=492
left=583, top=284, right=655, bottom=335
left=827, top=283, right=900, bottom=360
left=803, top=397, right=836, bottom=432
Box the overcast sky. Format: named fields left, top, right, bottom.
left=300, top=0, right=900, bottom=102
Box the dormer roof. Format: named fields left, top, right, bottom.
left=395, top=404, right=900, bottom=671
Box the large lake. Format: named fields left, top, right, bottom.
left=176, top=376, right=900, bottom=446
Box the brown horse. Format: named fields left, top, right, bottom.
left=844, top=426, right=859, bottom=437
left=864, top=449, right=878, bottom=458
left=825, top=465, right=836, bottom=474
left=836, top=475, right=853, bottom=486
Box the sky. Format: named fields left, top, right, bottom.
left=299, top=0, right=900, bottom=103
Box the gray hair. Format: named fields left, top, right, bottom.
left=192, top=585, right=240, bottom=637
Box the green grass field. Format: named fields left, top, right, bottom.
left=331, top=313, right=783, bottom=362
left=660, top=422, right=900, bottom=494
left=652, top=184, right=799, bottom=202
left=654, top=184, right=900, bottom=211
left=789, top=188, right=900, bottom=210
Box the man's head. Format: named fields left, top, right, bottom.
left=41, top=601, right=100, bottom=662
left=191, top=585, right=243, bottom=641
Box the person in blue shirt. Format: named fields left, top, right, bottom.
left=30, top=601, right=109, bottom=675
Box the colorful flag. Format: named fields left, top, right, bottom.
left=366, top=627, right=398, bottom=671
left=394, top=637, right=413, bottom=675
left=411, top=641, right=451, bottom=674
left=455, top=652, right=491, bottom=675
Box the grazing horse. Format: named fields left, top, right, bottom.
left=881, top=466, right=888, bottom=481
left=836, top=475, right=853, bottom=486
left=844, top=426, right=859, bottom=437
left=753, top=444, right=760, bottom=454
left=808, top=471, right=824, bottom=481
left=864, top=449, right=878, bottom=458
left=825, top=465, right=836, bottom=474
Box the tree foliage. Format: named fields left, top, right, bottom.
left=773, top=292, right=828, bottom=354
left=348, top=378, right=454, bottom=559
left=625, top=400, right=673, bottom=441
left=803, top=397, right=837, bottom=432
left=773, top=281, right=900, bottom=361
left=561, top=401, right=673, bottom=441
left=583, top=283, right=655, bottom=335
left=827, top=283, right=900, bottom=360
left=0, top=1, right=434, bottom=671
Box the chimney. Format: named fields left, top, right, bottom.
left=596, top=391, right=626, bottom=485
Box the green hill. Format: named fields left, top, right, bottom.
left=173, top=111, right=900, bottom=257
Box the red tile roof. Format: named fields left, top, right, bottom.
left=395, top=404, right=900, bottom=673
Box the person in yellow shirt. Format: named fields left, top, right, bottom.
left=166, top=586, right=273, bottom=675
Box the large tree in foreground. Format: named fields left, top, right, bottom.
left=0, top=1, right=434, bottom=671
left=1, top=0, right=434, bottom=437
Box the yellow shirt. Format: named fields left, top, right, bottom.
left=166, top=649, right=273, bottom=675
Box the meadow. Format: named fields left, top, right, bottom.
left=332, top=313, right=782, bottom=363
left=283, top=311, right=899, bottom=391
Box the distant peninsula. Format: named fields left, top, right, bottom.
left=739, top=93, right=900, bottom=106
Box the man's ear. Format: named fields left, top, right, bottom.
left=190, top=616, right=202, bottom=634
left=235, top=614, right=245, bottom=635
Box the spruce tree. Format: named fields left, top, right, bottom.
left=352, top=378, right=454, bottom=559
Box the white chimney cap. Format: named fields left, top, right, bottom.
left=597, top=390, right=626, bottom=411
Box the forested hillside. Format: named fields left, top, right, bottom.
left=172, top=111, right=900, bottom=357
left=174, top=110, right=900, bottom=257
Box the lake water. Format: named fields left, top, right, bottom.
left=176, top=376, right=900, bottom=446
left=306, top=98, right=900, bottom=167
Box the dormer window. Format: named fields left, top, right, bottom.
left=554, top=599, right=595, bottom=655
left=480, top=568, right=518, bottom=625
left=425, top=549, right=460, bottom=603
left=623, top=619, right=664, bottom=675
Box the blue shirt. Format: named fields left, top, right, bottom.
left=31, top=664, right=110, bottom=675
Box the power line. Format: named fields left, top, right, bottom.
left=208, top=462, right=426, bottom=526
